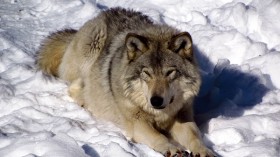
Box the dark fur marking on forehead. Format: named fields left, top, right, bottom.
left=149, top=42, right=167, bottom=74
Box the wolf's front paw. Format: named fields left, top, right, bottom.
left=189, top=146, right=216, bottom=157
left=157, top=143, right=184, bottom=157
left=164, top=150, right=190, bottom=157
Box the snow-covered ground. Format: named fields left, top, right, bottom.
left=1, top=0, right=280, bottom=156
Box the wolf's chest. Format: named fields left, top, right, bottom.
left=149, top=112, right=174, bottom=131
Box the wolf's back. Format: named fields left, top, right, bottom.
left=37, top=29, right=77, bottom=77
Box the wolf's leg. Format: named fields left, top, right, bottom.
left=68, top=78, right=84, bottom=106
left=170, top=121, right=215, bottom=157
left=132, top=120, right=183, bottom=156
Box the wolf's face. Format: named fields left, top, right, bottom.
left=122, top=32, right=200, bottom=111
left=139, top=65, right=177, bottom=109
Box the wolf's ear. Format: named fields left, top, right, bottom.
left=125, top=33, right=148, bottom=61
left=169, top=32, right=193, bottom=61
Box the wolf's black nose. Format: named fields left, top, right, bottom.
left=150, top=96, right=164, bottom=109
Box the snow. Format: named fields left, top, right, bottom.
left=0, top=0, right=280, bottom=157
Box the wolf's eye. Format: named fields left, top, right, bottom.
left=141, top=68, right=152, bottom=79
left=165, top=69, right=177, bottom=79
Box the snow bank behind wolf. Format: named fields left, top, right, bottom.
left=37, top=7, right=215, bottom=157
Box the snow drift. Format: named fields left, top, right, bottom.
left=0, top=0, right=280, bottom=157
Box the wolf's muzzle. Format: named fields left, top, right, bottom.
left=150, top=96, right=165, bottom=109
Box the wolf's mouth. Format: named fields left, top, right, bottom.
left=153, top=106, right=166, bottom=109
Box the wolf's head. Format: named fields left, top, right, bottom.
left=122, top=30, right=201, bottom=113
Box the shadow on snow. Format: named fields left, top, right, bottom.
left=193, top=45, right=270, bottom=125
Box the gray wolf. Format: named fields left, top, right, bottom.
left=37, top=7, right=215, bottom=157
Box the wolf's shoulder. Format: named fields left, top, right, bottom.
left=101, top=7, right=153, bottom=28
